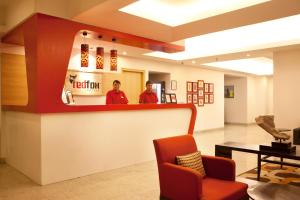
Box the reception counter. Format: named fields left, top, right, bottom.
left=2, top=104, right=196, bottom=185
left=1, top=13, right=196, bottom=185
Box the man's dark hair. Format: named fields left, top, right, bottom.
left=113, top=80, right=121, bottom=85
left=146, top=80, right=153, bottom=85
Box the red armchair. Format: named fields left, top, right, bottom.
left=153, top=135, right=248, bottom=200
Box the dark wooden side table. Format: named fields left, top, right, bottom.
left=215, top=142, right=300, bottom=180
left=294, top=127, right=300, bottom=145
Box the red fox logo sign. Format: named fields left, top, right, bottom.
left=69, top=74, right=77, bottom=84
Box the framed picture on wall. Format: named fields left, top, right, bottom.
left=187, top=93, right=192, bottom=103
left=171, top=80, right=177, bottom=90
left=198, top=89, right=204, bottom=97
left=204, top=94, right=209, bottom=104
left=192, top=94, right=198, bottom=104
left=224, top=85, right=234, bottom=98
left=198, top=80, right=204, bottom=88
left=209, top=94, right=214, bottom=104
left=165, top=94, right=171, bottom=103
left=187, top=82, right=193, bottom=92
left=170, top=93, right=177, bottom=103
left=193, top=82, right=198, bottom=92
left=204, top=83, right=209, bottom=93
left=209, top=83, right=214, bottom=93
left=198, top=98, right=204, bottom=107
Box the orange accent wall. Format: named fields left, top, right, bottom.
left=1, top=53, right=28, bottom=105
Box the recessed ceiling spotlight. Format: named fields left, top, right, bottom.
left=122, top=51, right=127, bottom=55
left=192, top=60, right=196, bottom=64
left=82, top=31, right=88, bottom=37
left=246, top=53, right=251, bottom=57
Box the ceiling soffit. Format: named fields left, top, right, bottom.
left=72, top=0, right=173, bottom=42
left=73, top=0, right=300, bottom=43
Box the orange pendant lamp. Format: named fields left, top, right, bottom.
left=81, top=44, right=89, bottom=67
left=96, top=47, right=104, bottom=69
left=110, top=49, right=117, bottom=71
left=81, top=31, right=89, bottom=67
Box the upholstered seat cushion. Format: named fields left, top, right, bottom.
left=202, top=177, right=248, bottom=200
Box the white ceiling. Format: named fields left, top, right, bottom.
left=70, top=0, right=300, bottom=75
left=73, top=0, right=300, bottom=42
left=2, top=0, right=300, bottom=75
left=146, top=14, right=300, bottom=61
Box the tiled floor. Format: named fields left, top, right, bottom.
left=0, top=124, right=275, bottom=200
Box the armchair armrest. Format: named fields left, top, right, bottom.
left=202, top=155, right=236, bottom=181
left=159, top=162, right=203, bottom=200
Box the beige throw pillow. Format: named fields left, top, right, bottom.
left=176, top=151, right=206, bottom=177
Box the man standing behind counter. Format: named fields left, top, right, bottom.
left=106, top=80, right=128, bottom=104
left=139, top=80, right=158, bottom=104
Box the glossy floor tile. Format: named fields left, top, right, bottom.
left=0, top=124, right=288, bottom=199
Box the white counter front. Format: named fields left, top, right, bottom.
left=2, top=107, right=194, bottom=185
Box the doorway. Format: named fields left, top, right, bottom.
left=149, top=71, right=170, bottom=103
left=122, top=70, right=144, bottom=104
left=224, top=74, right=247, bottom=124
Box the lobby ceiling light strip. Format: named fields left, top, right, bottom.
left=120, top=0, right=270, bottom=27
left=145, top=14, right=300, bottom=60
left=202, top=57, right=273, bottom=75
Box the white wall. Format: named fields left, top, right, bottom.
left=1, top=112, right=42, bottom=183
left=120, top=57, right=225, bottom=131
left=55, top=33, right=227, bottom=131
left=68, top=51, right=225, bottom=131
left=224, top=75, right=273, bottom=124
left=224, top=76, right=247, bottom=123
left=247, top=76, right=270, bottom=123
left=274, top=49, right=300, bottom=129
left=73, top=95, right=105, bottom=105
left=267, top=76, right=273, bottom=114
